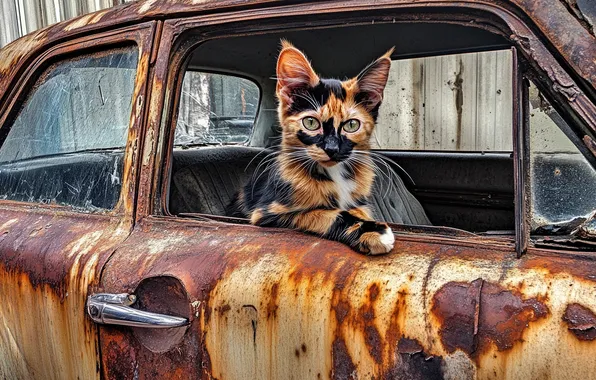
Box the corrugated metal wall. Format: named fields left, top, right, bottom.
left=0, top=0, right=127, bottom=48
left=374, top=49, right=513, bottom=151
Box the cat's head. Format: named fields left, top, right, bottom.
left=276, top=40, right=393, bottom=167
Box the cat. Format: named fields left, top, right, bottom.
left=228, top=40, right=395, bottom=254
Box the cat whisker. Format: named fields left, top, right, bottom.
left=366, top=151, right=415, bottom=186
left=348, top=152, right=398, bottom=198
left=245, top=148, right=279, bottom=172
left=294, top=92, right=321, bottom=110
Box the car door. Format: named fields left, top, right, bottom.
left=0, top=22, right=155, bottom=379
left=95, top=3, right=596, bottom=380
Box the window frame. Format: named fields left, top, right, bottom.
left=0, top=22, right=156, bottom=216
left=143, top=4, right=596, bottom=256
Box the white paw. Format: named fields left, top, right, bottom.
left=379, top=227, right=395, bottom=249
left=367, top=227, right=395, bottom=255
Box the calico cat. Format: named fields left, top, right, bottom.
left=228, top=41, right=395, bottom=254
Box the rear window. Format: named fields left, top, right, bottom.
left=175, top=72, right=260, bottom=146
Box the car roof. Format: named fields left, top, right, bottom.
left=0, top=0, right=594, bottom=103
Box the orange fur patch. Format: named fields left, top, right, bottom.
left=293, top=209, right=340, bottom=235
left=349, top=207, right=373, bottom=221
left=250, top=209, right=263, bottom=224
left=269, top=202, right=290, bottom=214
left=345, top=221, right=363, bottom=236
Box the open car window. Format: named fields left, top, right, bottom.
left=165, top=22, right=519, bottom=237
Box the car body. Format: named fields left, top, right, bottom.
left=0, top=0, right=595, bottom=379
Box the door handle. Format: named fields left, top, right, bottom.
left=87, top=293, right=189, bottom=328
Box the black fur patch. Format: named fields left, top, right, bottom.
left=289, top=79, right=346, bottom=115
left=242, top=166, right=294, bottom=212
left=297, top=130, right=323, bottom=146
left=308, top=165, right=332, bottom=181
left=343, top=163, right=356, bottom=180
left=354, top=92, right=382, bottom=121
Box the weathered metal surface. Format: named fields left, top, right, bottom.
left=0, top=0, right=593, bottom=378
left=98, top=218, right=596, bottom=379
left=0, top=207, right=130, bottom=379
left=563, top=303, right=596, bottom=341
left=0, top=0, right=127, bottom=48
left=432, top=279, right=549, bottom=358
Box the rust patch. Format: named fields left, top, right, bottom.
left=63, top=9, right=110, bottom=32
left=397, top=337, right=424, bottom=355
left=359, top=283, right=383, bottom=363
left=331, top=337, right=357, bottom=380
left=432, top=279, right=548, bottom=360
left=132, top=276, right=191, bottom=353
left=521, top=252, right=596, bottom=283
left=266, top=282, right=279, bottom=318
left=390, top=337, right=444, bottom=380
left=583, top=135, right=596, bottom=158
left=563, top=303, right=596, bottom=341
left=0, top=29, right=48, bottom=75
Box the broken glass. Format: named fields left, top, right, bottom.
left=529, top=81, right=596, bottom=236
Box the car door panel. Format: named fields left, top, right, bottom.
left=0, top=22, right=156, bottom=380
left=98, top=217, right=596, bottom=379
left=0, top=209, right=130, bottom=379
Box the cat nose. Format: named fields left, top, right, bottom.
left=324, top=140, right=340, bottom=159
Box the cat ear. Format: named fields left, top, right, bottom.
left=276, top=40, right=319, bottom=105
left=355, top=47, right=394, bottom=111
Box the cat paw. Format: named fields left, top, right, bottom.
left=357, top=223, right=395, bottom=255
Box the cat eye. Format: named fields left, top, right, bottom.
left=343, top=119, right=361, bottom=133
left=302, top=117, right=321, bottom=131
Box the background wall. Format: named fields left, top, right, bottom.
left=374, top=49, right=513, bottom=151
left=0, top=0, right=128, bottom=48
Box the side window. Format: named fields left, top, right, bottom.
left=175, top=71, right=260, bottom=146
left=528, top=80, right=596, bottom=235
left=0, top=46, right=138, bottom=210
left=165, top=22, right=516, bottom=235
left=374, top=49, right=513, bottom=151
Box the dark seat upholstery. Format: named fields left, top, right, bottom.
left=170, top=146, right=430, bottom=225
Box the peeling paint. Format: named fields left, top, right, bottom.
left=63, top=10, right=110, bottom=32
left=563, top=303, right=596, bottom=341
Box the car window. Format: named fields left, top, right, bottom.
left=0, top=46, right=138, bottom=211
left=165, top=22, right=517, bottom=235
left=528, top=80, right=596, bottom=234
left=175, top=71, right=260, bottom=146
left=373, top=49, right=513, bottom=152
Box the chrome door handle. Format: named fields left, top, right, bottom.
left=87, top=293, right=189, bottom=328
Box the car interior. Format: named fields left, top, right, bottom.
left=166, top=21, right=516, bottom=234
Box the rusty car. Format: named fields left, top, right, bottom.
left=0, top=0, right=595, bottom=379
